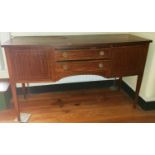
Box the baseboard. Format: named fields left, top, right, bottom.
left=16, top=80, right=155, bottom=111
left=121, top=81, right=155, bottom=110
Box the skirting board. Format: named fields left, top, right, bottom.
left=16, top=80, right=155, bottom=111
left=121, top=81, right=155, bottom=110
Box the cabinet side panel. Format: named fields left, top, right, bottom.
left=111, top=45, right=149, bottom=77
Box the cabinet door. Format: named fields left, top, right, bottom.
left=111, top=45, right=149, bottom=77
left=9, top=47, right=51, bottom=82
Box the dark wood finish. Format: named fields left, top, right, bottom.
left=134, top=74, right=143, bottom=108
left=2, top=34, right=151, bottom=48
left=118, top=77, right=122, bottom=91
left=2, top=34, right=152, bottom=122
left=111, top=45, right=149, bottom=76
left=54, top=48, right=111, bottom=61
left=8, top=47, right=51, bottom=82
left=21, top=83, right=30, bottom=99
left=1, top=88, right=155, bottom=123
left=10, top=83, right=20, bottom=120
left=5, top=48, right=20, bottom=120
left=22, top=83, right=26, bottom=99
left=26, top=83, right=30, bottom=96
left=55, top=60, right=112, bottom=80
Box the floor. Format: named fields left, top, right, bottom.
left=0, top=88, right=155, bottom=123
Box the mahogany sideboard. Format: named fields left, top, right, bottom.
left=2, top=34, right=152, bottom=122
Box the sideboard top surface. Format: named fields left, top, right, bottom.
left=2, top=34, right=152, bottom=49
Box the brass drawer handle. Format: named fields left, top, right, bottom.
left=63, top=64, right=68, bottom=70
left=99, top=63, right=104, bottom=69
left=99, top=51, right=105, bottom=56
left=62, top=52, right=68, bottom=58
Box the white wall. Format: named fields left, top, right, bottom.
left=124, top=32, right=155, bottom=101
left=0, top=32, right=10, bottom=78
left=11, top=32, right=122, bottom=36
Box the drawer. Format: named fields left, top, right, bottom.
left=55, top=60, right=112, bottom=80
left=54, top=48, right=111, bottom=61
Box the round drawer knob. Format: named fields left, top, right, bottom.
left=99, top=51, right=105, bottom=56
left=63, top=65, right=68, bottom=70
left=99, top=63, right=104, bottom=69
left=62, top=52, right=68, bottom=58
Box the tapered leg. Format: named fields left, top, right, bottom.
left=118, top=77, right=122, bottom=91
left=22, top=83, right=26, bottom=99
left=22, top=83, right=30, bottom=99
left=26, top=83, right=30, bottom=96
left=134, top=74, right=143, bottom=108
left=110, top=77, right=118, bottom=91
left=10, top=82, right=20, bottom=121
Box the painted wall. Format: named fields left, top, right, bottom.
left=124, top=32, right=155, bottom=101
left=11, top=32, right=122, bottom=36
left=0, top=32, right=10, bottom=78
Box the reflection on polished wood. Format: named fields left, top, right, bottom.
left=0, top=88, right=155, bottom=123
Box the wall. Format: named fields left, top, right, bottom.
left=0, top=44, right=4, bottom=70
left=0, top=32, right=10, bottom=78
left=124, top=32, right=155, bottom=101
left=11, top=32, right=121, bottom=36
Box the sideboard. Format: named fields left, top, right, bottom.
left=2, top=34, right=152, bottom=122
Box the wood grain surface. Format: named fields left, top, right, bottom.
left=0, top=88, right=155, bottom=123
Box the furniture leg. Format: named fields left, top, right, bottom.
left=10, top=82, right=20, bottom=122
left=22, top=83, right=26, bottom=99
left=134, top=74, right=143, bottom=108
left=26, top=83, right=30, bottom=96
left=110, top=77, right=118, bottom=91
left=118, top=77, right=122, bottom=91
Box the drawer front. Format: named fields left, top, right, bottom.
left=55, top=60, right=111, bottom=80
left=54, top=48, right=111, bottom=61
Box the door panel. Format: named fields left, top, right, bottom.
left=111, top=45, right=149, bottom=76
left=9, top=47, right=51, bottom=82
